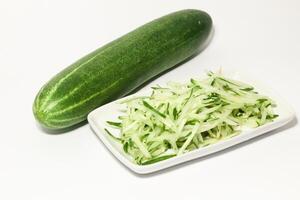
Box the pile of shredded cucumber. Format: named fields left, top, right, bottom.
left=105, top=72, right=278, bottom=165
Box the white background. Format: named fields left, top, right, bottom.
left=1, top=0, right=299, bottom=199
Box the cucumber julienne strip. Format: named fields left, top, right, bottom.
left=105, top=72, right=278, bottom=165
left=142, top=101, right=166, bottom=118
left=141, top=154, right=177, bottom=165
left=104, top=128, right=121, bottom=142
left=106, top=121, right=122, bottom=128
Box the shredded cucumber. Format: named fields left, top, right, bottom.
left=106, top=72, right=278, bottom=165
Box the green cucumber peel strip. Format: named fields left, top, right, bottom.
left=106, top=121, right=122, bottom=128
left=141, top=154, right=176, bottom=165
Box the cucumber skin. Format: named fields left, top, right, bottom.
left=33, top=9, right=213, bottom=130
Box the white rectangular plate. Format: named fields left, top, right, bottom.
left=88, top=69, right=295, bottom=174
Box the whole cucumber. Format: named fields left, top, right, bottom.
left=33, top=9, right=213, bottom=130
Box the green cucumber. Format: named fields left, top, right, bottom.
left=33, top=9, right=213, bottom=130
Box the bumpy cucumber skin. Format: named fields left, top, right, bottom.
left=33, top=9, right=213, bottom=130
